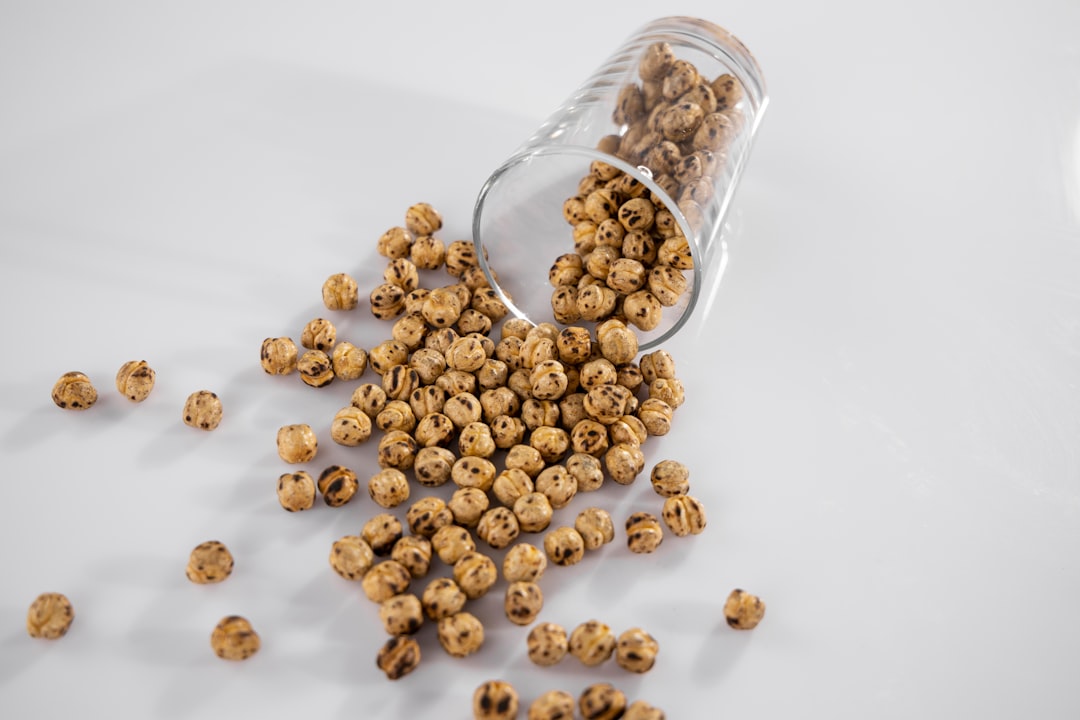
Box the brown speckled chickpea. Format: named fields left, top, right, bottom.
left=480, top=386, right=518, bottom=422
left=584, top=384, right=633, bottom=425
left=616, top=627, right=659, bottom=673
left=393, top=312, right=429, bottom=351
left=26, top=592, right=74, bottom=639
left=606, top=258, right=648, bottom=295
left=384, top=257, right=419, bottom=292
left=626, top=512, right=664, bottom=554
left=437, top=610, right=484, bottom=658
left=459, top=421, right=496, bottom=458
left=445, top=240, right=482, bottom=278
left=504, top=581, right=543, bottom=626
left=443, top=391, right=483, bottom=429
left=605, top=443, right=645, bottom=485
left=351, top=382, right=387, bottom=417
left=566, top=452, right=605, bottom=492
left=377, top=635, right=421, bottom=680
left=513, top=492, right=554, bottom=534
left=331, top=342, right=367, bottom=381
left=431, top=524, right=476, bottom=565
left=571, top=419, right=610, bottom=457
left=453, top=550, right=498, bottom=599
left=521, top=398, right=560, bottom=430
left=477, top=506, right=521, bottom=550
left=624, top=700, right=665, bottom=720
left=260, top=337, right=298, bottom=375
left=639, top=41, right=675, bottom=81
left=649, top=377, right=686, bottom=409
left=414, top=412, right=456, bottom=448
left=436, top=368, right=477, bottom=398
left=376, top=399, right=416, bottom=433
left=473, top=680, right=518, bottom=720
left=377, top=429, right=418, bottom=471
left=298, top=349, right=334, bottom=388
left=569, top=620, right=616, bottom=667
left=623, top=290, right=663, bottom=331
left=724, top=588, right=766, bottom=630
left=596, top=318, right=638, bottom=366
left=380, top=592, right=424, bottom=636
left=414, top=446, right=456, bottom=487
left=322, top=272, right=358, bottom=311
left=405, top=202, right=442, bottom=236
left=505, top=444, right=545, bottom=478
left=300, top=317, right=336, bottom=352
left=576, top=284, right=618, bottom=322
left=662, top=494, right=707, bottom=537
left=421, top=287, right=462, bottom=328
left=368, top=340, right=409, bottom=377
left=639, top=349, right=676, bottom=384
left=410, top=234, right=446, bottom=269
left=362, top=560, right=411, bottom=603
left=647, top=266, right=688, bottom=307
left=544, top=526, right=586, bottom=567
left=277, top=470, right=316, bottom=511
left=529, top=690, right=576, bottom=720
left=368, top=467, right=410, bottom=508
left=449, top=487, right=489, bottom=528
left=421, top=577, right=467, bottom=621
left=559, top=392, right=587, bottom=430
left=529, top=360, right=568, bottom=401
left=183, top=390, right=222, bottom=430
left=579, top=358, right=618, bottom=390
left=329, top=535, right=374, bottom=580
left=550, top=252, right=585, bottom=287
left=381, top=364, right=420, bottom=402
left=492, top=469, right=535, bottom=510
left=609, top=414, right=647, bottom=447
left=503, top=543, right=546, bottom=584
left=318, top=464, right=359, bottom=507
left=391, top=535, right=432, bottom=579
left=575, top=507, right=615, bottom=550
left=210, top=616, right=260, bottom=661
left=530, top=426, right=571, bottom=464
left=378, top=226, right=413, bottom=259
left=276, top=423, right=317, bottom=463
left=452, top=456, right=497, bottom=492
left=186, top=540, right=233, bottom=584
left=535, top=465, right=577, bottom=509
left=444, top=335, right=488, bottom=373
left=527, top=622, right=568, bottom=666
left=362, top=513, right=403, bottom=557
left=555, top=326, right=592, bottom=363
left=457, top=307, right=493, bottom=335
left=637, top=398, right=673, bottom=436
left=410, top=380, right=448, bottom=417
left=115, top=360, right=155, bottom=402
left=650, top=459, right=689, bottom=496
left=407, top=496, right=453, bottom=538
left=331, top=405, right=372, bottom=446
left=472, top=287, right=509, bottom=321
left=369, top=282, right=406, bottom=320
left=579, top=683, right=626, bottom=720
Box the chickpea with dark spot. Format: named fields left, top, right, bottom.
left=115, top=360, right=155, bottom=402
left=626, top=512, right=664, bottom=554
left=318, top=465, right=359, bottom=507
left=579, top=683, right=627, bottom=720
left=438, top=611, right=485, bottom=657
left=329, top=535, right=374, bottom=580
left=724, top=588, right=766, bottom=630
left=379, top=593, right=424, bottom=636
left=377, top=635, right=421, bottom=680
left=186, top=540, right=233, bottom=584
left=569, top=620, right=616, bottom=667
left=616, top=627, right=659, bottom=673
left=210, top=616, right=260, bottom=661
left=544, top=526, right=586, bottom=567
left=527, top=622, right=568, bottom=666
left=184, top=390, right=222, bottom=430
left=362, top=560, right=412, bottom=603
left=260, top=337, right=298, bottom=375
left=473, top=680, right=519, bottom=720
left=277, top=470, right=316, bottom=511
left=421, top=577, right=467, bottom=621
left=362, top=513, right=403, bottom=556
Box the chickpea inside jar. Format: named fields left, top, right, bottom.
left=472, top=16, right=767, bottom=349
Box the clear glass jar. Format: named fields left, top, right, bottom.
left=472, top=16, right=768, bottom=349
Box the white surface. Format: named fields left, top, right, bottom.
left=2, top=1, right=1079, bottom=718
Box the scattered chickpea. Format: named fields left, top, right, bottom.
left=626, top=512, right=664, bottom=554
left=376, top=399, right=416, bottom=433
left=406, top=496, right=454, bottom=538
left=210, top=616, right=260, bottom=661
left=391, top=534, right=432, bottom=579
left=377, top=226, right=413, bottom=260
left=544, top=526, right=586, bottom=567
left=318, top=464, right=359, bottom=507
left=276, top=423, right=317, bottom=463
left=473, top=680, right=519, bottom=720
left=376, top=635, right=421, bottom=680
left=362, top=513, right=404, bottom=557
left=368, top=467, right=411, bottom=508
left=362, top=560, right=412, bottom=603
left=504, top=581, right=544, bottom=626
left=186, top=540, right=233, bottom=584
left=115, top=360, right=155, bottom=402
left=298, top=349, right=334, bottom=388
left=330, top=405, right=372, bottom=446
left=351, top=383, right=388, bottom=417
left=604, top=443, right=646, bottom=485
left=535, top=465, right=578, bottom=509
left=437, top=611, right=485, bottom=658
left=277, top=470, right=316, bottom=511
left=453, top=550, right=498, bottom=599
left=527, top=622, right=569, bottom=666
left=579, top=682, right=627, bottom=720
left=410, top=234, right=446, bottom=269
left=379, top=593, right=424, bottom=636
left=322, top=272, right=359, bottom=311
left=492, top=468, right=535, bottom=508
left=300, top=317, right=337, bottom=352
left=724, top=588, right=766, bottom=630
left=421, top=577, right=467, bottom=621
left=661, top=494, right=707, bottom=536
left=51, top=371, right=98, bottom=410
left=384, top=257, right=420, bottom=292
left=569, top=620, right=616, bottom=667
left=431, top=524, right=476, bottom=565
left=615, top=627, right=659, bottom=673
left=329, top=535, right=374, bottom=580
left=376, top=429, right=418, bottom=471
left=448, top=486, right=490, bottom=528
left=575, top=507, right=615, bottom=550
left=26, top=592, right=74, bottom=639
left=370, top=282, right=406, bottom=320
left=477, top=506, right=521, bottom=550
left=414, top=446, right=456, bottom=487
left=405, top=202, right=442, bottom=236
left=183, top=390, right=222, bottom=430
left=331, top=341, right=368, bottom=380
left=513, top=492, right=554, bottom=533
left=623, top=700, right=666, bottom=720
left=260, top=337, right=298, bottom=375
left=528, top=690, right=576, bottom=720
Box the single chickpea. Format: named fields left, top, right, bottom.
left=414, top=412, right=456, bottom=448
left=362, top=513, right=403, bottom=557
left=448, top=487, right=490, bottom=528
left=472, top=287, right=509, bottom=321
left=351, top=383, right=387, bottom=417
left=544, top=526, right=586, bottom=567
left=410, top=380, right=448, bottom=417
left=410, top=234, right=446, bottom=269
left=331, top=341, right=368, bottom=380
left=437, top=611, right=485, bottom=657
left=505, top=444, right=545, bottom=478
left=637, top=397, right=674, bottom=436
left=452, top=456, right=497, bottom=492
left=436, top=368, right=477, bottom=398
left=379, top=593, right=424, bottom=637
left=647, top=266, right=688, bottom=308
left=563, top=196, right=588, bottom=225
left=624, top=700, right=665, bottom=720
left=300, top=317, right=336, bottom=352
left=445, top=335, right=488, bottom=373
left=457, top=308, right=493, bottom=335
left=579, top=683, right=627, bottom=720
left=384, top=257, right=420, bottom=292
left=530, top=426, right=571, bottom=464
left=609, top=414, right=648, bottom=447
left=317, top=465, right=359, bottom=507
left=459, top=421, right=496, bottom=458
left=362, top=560, right=412, bottom=603
left=376, top=635, right=421, bottom=680
left=329, top=535, right=374, bottom=580
left=115, top=360, right=155, bottom=402
left=584, top=384, right=633, bottom=425
left=427, top=327, right=462, bottom=357
left=639, top=41, right=675, bottom=81
left=443, top=391, right=483, bottom=429
left=566, top=452, right=605, bottom=492
left=571, top=419, right=610, bottom=457
left=369, top=339, right=409, bottom=374
left=414, top=446, right=456, bottom=487
left=528, top=690, right=576, bottom=720
left=445, top=240, right=482, bottom=278
left=185, top=540, right=234, bottom=584
left=535, top=465, right=577, bottom=509
left=477, top=506, right=521, bottom=550
left=527, top=622, right=569, bottom=666
left=26, top=592, right=74, bottom=639
left=368, top=467, right=411, bottom=508
left=377, top=226, right=413, bottom=259
left=622, top=290, right=663, bottom=331
left=210, top=616, right=260, bottom=661
left=376, top=429, right=418, bottom=471
left=431, top=525, right=476, bottom=565
left=559, top=393, right=588, bottom=430
left=583, top=245, right=620, bottom=282
left=406, top=496, right=454, bottom=537
left=391, top=535, right=432, bottom=579
left=596, top=318, right=639, bottom=366
left=521, top=398, right=561, bottom=430
left=513, top=492, right=554, bottom=533
left=404, top=288, right=431, bottom=315
left=724, top=588, right=766, bottom=630
left=638, top=349, right=676, bottom=384
left=575, top=507, right=615, bottom=550
left=422, top=286, right=463, bottom=328
left=298, top=349, right=334, bottom=388
left=276, top=423, right=317, bottom=463
left=184, top=390, right=222, bottom=430
left=596, top=216, right=627, bottom=248
left=504, top=581, right=544, bottom=626
left=650, top=459, right=690, bottom=496
left=260, top=337, right=298, bottom=375
left=322, top=272, right=358, bottom=311
left=530, top=359, right=569, bottom=401
left=604, top=443, right=645, bottom=485
left=405, top=202, right=442, bottom=236
left=453, top=551, right=498, bottom=599
left=473, top=680, right=518, bottom=720
left=662, top=494, right=707, bottom=536
left=369, top=282, right=406, bottom=320
left=569, top=620, right=616, bottom=667
left=657, top=236, right=693, bottom=270
left=375, top=399, right=416, bottom=433
left=277, top=470, right=316, bottom=511
left=579, top=358, right=618, bottom=390
left=503, top=543, right=547, bottom=584
left=626, top=512, right=664, bottom=554
left=649, top=377, right=686, bottom=409
left=421, top=577, right=467, bottom=621
left=480, top=386, right=518, bottom=422
left=616, top=627, right=660, bottom=673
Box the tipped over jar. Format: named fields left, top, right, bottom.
left=472, top=16, right=768, bottom=350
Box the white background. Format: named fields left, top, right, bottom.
left=2, top=1, right=1079, bottom=718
